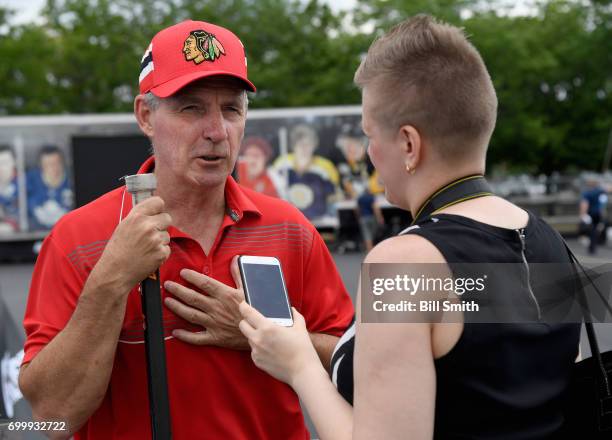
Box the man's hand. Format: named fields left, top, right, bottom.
left=164, top=257, right=247, bottom=350
left=94, top=196, right=172, bottom=293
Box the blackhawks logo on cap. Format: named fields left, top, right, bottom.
left=183, top=30, right=226, bottom=64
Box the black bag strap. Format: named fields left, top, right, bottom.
left=563, top=241, right=611, bottom=396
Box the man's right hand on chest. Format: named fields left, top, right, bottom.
left=93, top=196, right=172, bottom=292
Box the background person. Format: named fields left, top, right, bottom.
left=336, top=125, right=378, bottom=251
left=0, top=145, right=19, bottom=233
left=236, top=136, right=280, bottom=197
left=26, top=145, right=74, bottom=231
left=238, top=15, right=581, bottom=440
left=273, top=124, right=340, bottom=219
left=579, top=177, right=608, bottom=255
left=18, top=20, right=353, bottom=440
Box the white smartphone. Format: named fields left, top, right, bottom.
left=238, top=255, right=294, bottom=327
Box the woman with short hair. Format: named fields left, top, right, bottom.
left=238, top=15, right=581, bottom=439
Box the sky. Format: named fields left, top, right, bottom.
left=1, top=0, right=534, bottom=25
left=1, top=0, right=46, bottom=24
left=2, top=0, right=357, bottom=24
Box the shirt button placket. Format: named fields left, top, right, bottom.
left=203, top=254, right=211, bottom=276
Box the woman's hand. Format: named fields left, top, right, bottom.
left=238, top=302, right=323, bottom=387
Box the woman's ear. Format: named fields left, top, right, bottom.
left=399, top=125, right=421, bottom=172
left=134, top=95, right=155, bottom=138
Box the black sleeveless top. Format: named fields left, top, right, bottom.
left=330, top=211, right=581, bottom=439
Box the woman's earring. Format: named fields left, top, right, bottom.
left=406, top=165, right=416, bottom=175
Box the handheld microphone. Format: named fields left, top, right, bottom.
left=125, top=173, right=172, bottom=440
left=125, top=173, right=157, bottom=206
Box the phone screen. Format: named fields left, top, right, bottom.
left=241, top=263, right=291, bottom=319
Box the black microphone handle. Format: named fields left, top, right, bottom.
left=141, top=273, right=172, bottom=440
left=125, top=174, right=172, bottom=440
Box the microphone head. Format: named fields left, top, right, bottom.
left=125, top=173, right=157, bottom=194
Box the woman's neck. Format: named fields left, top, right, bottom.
left=406, top=165, right=485, bottom=218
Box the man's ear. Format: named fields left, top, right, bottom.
left=134, top=95, right=154, bottom=138
left=399, top=124, right=422, bottom=171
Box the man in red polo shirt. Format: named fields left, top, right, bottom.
left=18, top=20, right=353, bottom=439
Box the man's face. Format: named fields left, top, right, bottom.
left=0, top=151, right=15, bottom=186
left=40, top=152, right=64, bottom=183
left=148, top=80, right=247, bottom=189
left=294, top=138, right=316, bottom=160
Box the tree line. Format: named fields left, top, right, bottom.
left=0, top=0, right=610, bottom=174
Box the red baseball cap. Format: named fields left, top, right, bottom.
left=139, top=20, right=256, bottom=97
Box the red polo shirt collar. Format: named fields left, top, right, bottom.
left=125, top=156, right=261, bottom=238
